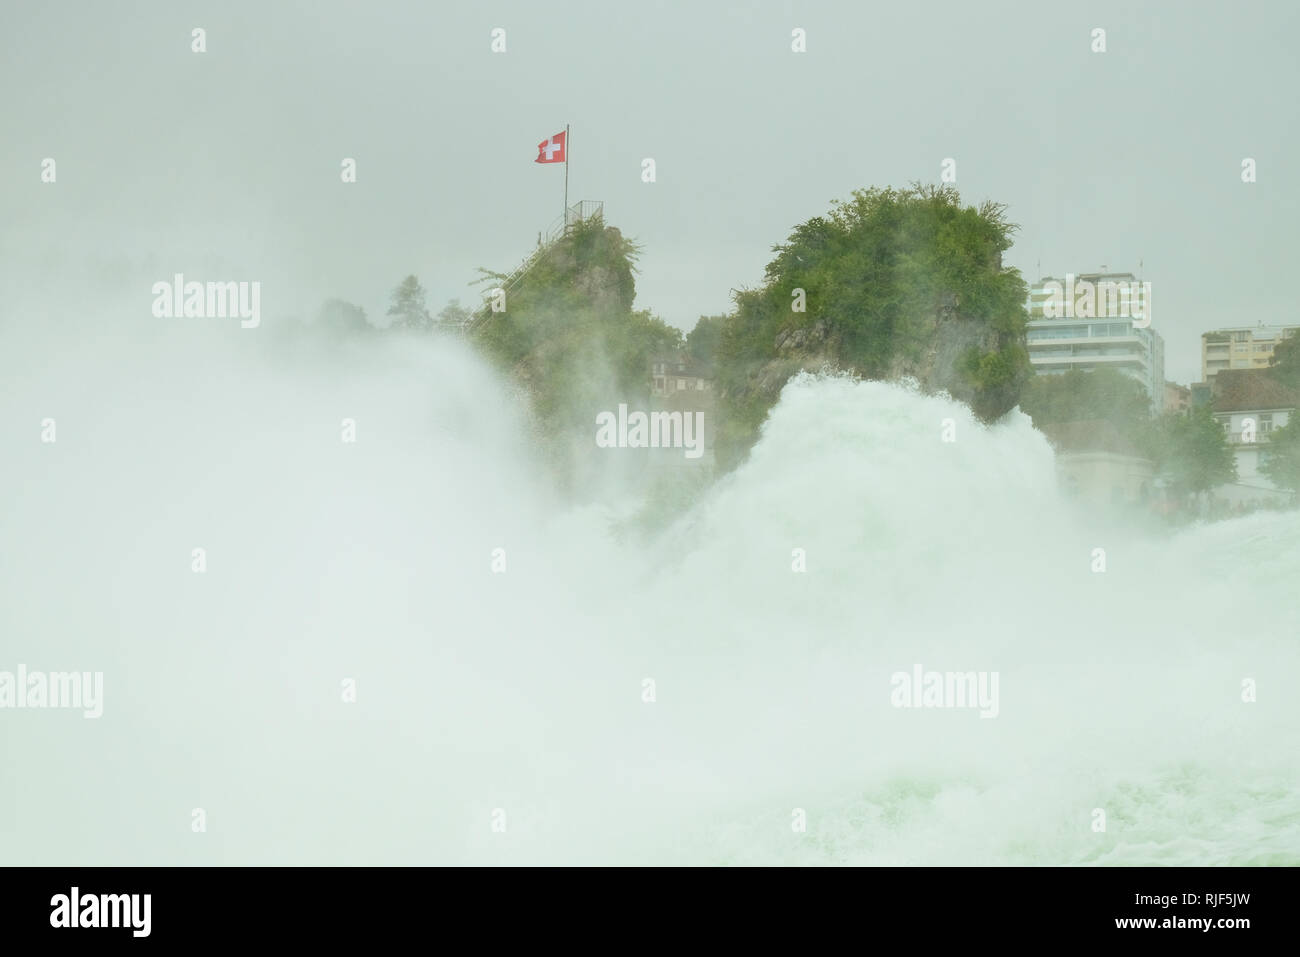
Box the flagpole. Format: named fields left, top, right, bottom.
left=563, top=124, right=570, bottom=229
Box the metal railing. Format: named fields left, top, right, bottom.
left=468, top=202, right=604, bottom=333
left=565, top=200, right=603, bottom=226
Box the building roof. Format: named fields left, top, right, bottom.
left=1202, top=324, right=1299, bottom=338
left=1210, top=369, right=1300, bottom=413
left=1031, top=272, right=1140, bottom=285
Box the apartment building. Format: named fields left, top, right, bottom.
left=1201, top=324, right=1299, bottom=380
left=1025, top=272, right=1166, bottom=413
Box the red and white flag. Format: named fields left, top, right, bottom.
left=535, top=131, right=566, bottom=164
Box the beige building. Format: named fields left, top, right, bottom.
left=1201, top=324, right=1299, bottom=380
left=651, top=355, right=713, bottom=398
left=1039, top=420, right=1156, bottom=507
left=647, top=353, right=716, bottom=469
left=1163, top=382, right=1190, bottom=414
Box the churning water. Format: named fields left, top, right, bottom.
left=2, top=324, right=1297, bottom=865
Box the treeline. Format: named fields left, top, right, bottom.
left=307, top=181, right=1300, bottom=502
left=306, top=278, right=476, bottom=338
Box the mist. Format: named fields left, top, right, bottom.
left=2, top=304, right=1297, bottom=863
left=2, top=0, right=1299, bottom=868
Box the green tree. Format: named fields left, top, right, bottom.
left=611, top=310, right=684, bottom=385
left=316, top=298, right=371, bottom=336
left=1260, top=415, right=1300, bottom=493
left=1268, top=332, right=1300, bottom=390
left=1150, top=404, right=1237, bottom=497
left=387, top=275, right=433, bottom=331
left=436, top=299, right=474, bottom=335
left=1247, top=334, right=1300, bottom=493
left=1020, top=368, right=1152, bottom=438
left=685, top=315, right=726, bottom=366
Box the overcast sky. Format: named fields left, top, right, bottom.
left=3, top=0, right=1296, bottom=383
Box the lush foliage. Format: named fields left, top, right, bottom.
left=1259, top=416, right=1300, bottom=492
left=469, top=216, right=683, bottom=485
left=1019, top=368, right=1152, bottom=436
left=712, top=184, right=1031, bottom=465
left=685, top=315, right=725, bottom=367
left=1268, top=333, right=1300, bottom=390
left=1147, top=404, right=1238, bottom=496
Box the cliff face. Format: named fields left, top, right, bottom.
left=765, top=293, right=997, bottom=400
left=730, top=295, right=1019, bottom=439
left=883, top=293, right=1007, bottom=409
left=565, top=227, right=638, bottom=316
left=474, top=218, right=641, bottom=373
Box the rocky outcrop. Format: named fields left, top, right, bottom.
left=744, top=299, right=1002, bottom=413
left=883, top=294, right=1002, bottom=409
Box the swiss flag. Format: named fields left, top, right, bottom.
left=535, top=131, right=566, bottom=164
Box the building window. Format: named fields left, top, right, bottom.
left=678, top=379, right=686, bottom=390
left=697, top=379, right=704, bottom=390
left=654, top=377, right=664, bottom=392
